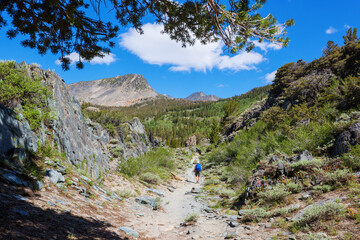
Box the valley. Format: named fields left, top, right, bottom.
left=1, top=29, right=360, bottom=240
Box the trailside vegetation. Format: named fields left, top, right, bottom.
left=0, top=61, right=52, bottom=131
left=206, top=28, right=360, bottom=192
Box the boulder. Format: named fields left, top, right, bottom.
left=185, top=135, right=197, bottom=147
left=148, top=188, right=165, bottom=197
left=297, top=150, right=313, bottom=161
left=118, top=227, right=139, bottom=238
left=46, top=169, right=65, bottom=184
left=333, top=122, right=360, bottom=156
left=135, top=196, right=158, bottom=210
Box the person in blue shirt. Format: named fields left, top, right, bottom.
left=194, top=159, right=202, bottom=183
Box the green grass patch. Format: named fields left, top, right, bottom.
left=118, top=147, right=175, bottom=182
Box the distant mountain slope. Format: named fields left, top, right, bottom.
left=186, top=91, right=221, bottom=101
left=68, top=74, right=160, bottom=106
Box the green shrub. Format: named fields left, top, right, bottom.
left=118, top=189, right=135, bottom=198
left=140, top=172, right=161, bottom=185
left=0, top=61, right=52, bottom=131
left=322, top=169, right=352, bottom=186
left=301, top=233, right=331, bottom=240
left=312, top=185, right=333, bottom=193
left=204, top=178, right=221, bottom=186
left=272, top=205, right=299, bottom=217
left=290, top=158, right=324, bottom=171
left=184, top=213, right=199, bottom=223
left=292, top=201, right=345, bottom=229
left=213, top=187, right=236, bottom=198
left=286, top=182, right=302, bottom=193
left=258, top=185, right=291, bottom=203
left=110, top=146, right=123, bottom=158
left=343, top=144, right=360, bottom=171
left=118, top=147, right=174, bottom=179
left=242, top=207, right=270, bottom=222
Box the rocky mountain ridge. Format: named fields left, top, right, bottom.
left=186, top=91, right=221, bottom=101
left=68, top=74, right=160, bottom=107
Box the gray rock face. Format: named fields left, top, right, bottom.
left=44, top=67, right=111, bottom=178
left=0, top=62, right=152, bottom=180
left=223, top=99, right=267, bottom=142
left=333, top=122, right=360, bottom=156
left=0, top=104, right=38, bottom=157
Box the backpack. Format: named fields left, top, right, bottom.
left=195, top=163, right=202, bottom=171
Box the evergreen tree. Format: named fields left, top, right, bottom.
left=209, top=119, right=220, bottom=144
left=0, top=0, right=293, bottom=70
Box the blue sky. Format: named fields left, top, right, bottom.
left=1, top=0, right=359, bottom=99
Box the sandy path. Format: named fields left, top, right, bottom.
left=130, top=159, right=229, bottom=239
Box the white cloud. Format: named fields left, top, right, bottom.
left=119, top=23, right=269, bottom=72
left=55, top=52, right=116, bottom=65
left=326, top=26, right=338, bottom=34
left=252, top=40, right=283, bottom=52
left=265, top=70, right=277, bottom=83
left=217, top=84, right=224, bottom=87
left=217, top=52, right=264, bottom=71
left=344, top=24, right=351, bottom=29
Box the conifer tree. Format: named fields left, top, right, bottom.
left=0, top=0, right=294, bottom=70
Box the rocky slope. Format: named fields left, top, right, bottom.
left=0, top=62, right=152, bottom=184
left=186, top=91, right=220, bottom=101
left=68, top=74, right=160, bottom=107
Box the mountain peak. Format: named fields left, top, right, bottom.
left=68, top=74, right=159, bottom=107
left=186, top=92, right=220, bottom=101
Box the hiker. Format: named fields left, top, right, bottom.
left=194, top=159, right=202, bottom=183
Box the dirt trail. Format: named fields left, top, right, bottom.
left=129, top=157, right=229, bottom=239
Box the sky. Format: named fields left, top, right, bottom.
left=1, top=0, right=360, bottom=99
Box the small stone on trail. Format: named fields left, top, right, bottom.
left=229, top=221, right=239, bottom=228
left=47, top=201, right=57, bottom=207
left=135, top=196, right=158, bottom=210
left=190, top=187, right=201, bottom=194
left=118, top=226, right=139, bottom=238
left=244, top=225, right=251, bottom=230
left=168, top=187, right=175, bottom=192
left=148, top=188, right=165, bottom=197
left=265, top=223, right=272, bottom=228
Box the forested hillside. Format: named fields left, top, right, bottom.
left=82, top=85, right=271, bottom=147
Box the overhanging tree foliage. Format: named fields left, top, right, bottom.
left=0, top=0, right=294, bottom=70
